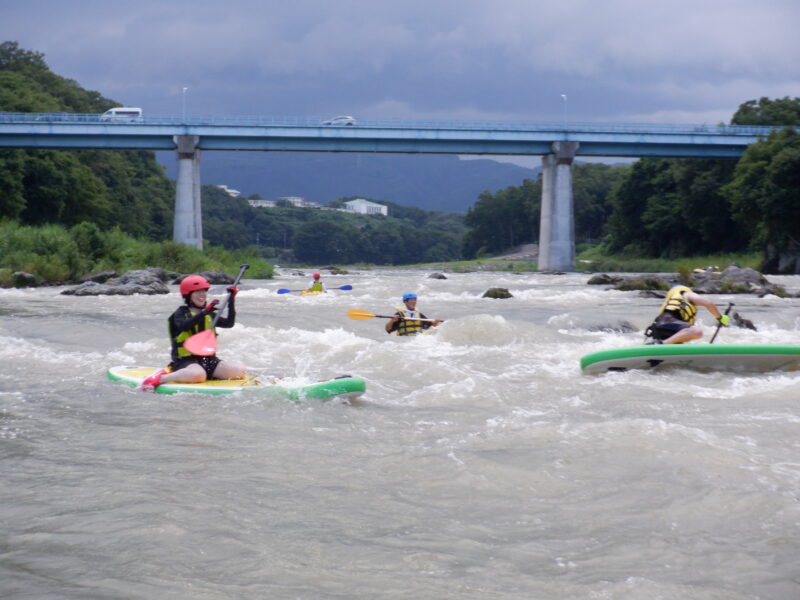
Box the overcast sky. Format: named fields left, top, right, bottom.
left=3, top=1, right=799, bottom=126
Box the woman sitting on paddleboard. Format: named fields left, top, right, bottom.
left=139, top=275, right=246, bottom=391
left=385, top=292, right=442, bottom=336
left=644, top=285, right=729, bottom=345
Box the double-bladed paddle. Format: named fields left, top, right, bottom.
left=347, top=308, right=442, bottom=323
left=277, top=285, right=353, bottom=294
left=182, top=263, right=249, bottom=357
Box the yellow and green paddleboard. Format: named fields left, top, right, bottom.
left=107, top=366, right=366, bottom=401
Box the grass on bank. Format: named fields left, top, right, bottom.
left=0, top=221, right=274, bottom=286
left=575, top=246, right=762, bottom=273
left=404, top=246, right=762, bottom=274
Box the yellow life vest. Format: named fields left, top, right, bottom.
left=174, top=310, right=215, bottom=357
left=395, top=306, right=425, bottom=336
left=658, top=285, right=697, bottom=323
left=309, top=281, right=324, bottom=292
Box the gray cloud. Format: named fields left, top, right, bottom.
left=2, top=0, right=799, bottom=124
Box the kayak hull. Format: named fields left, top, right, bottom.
left=580, top=344, right=800, bottom=374
left=107, top=366, right=366, bottom=400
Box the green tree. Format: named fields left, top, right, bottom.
left=670, top=158, right=742, bottom=253
left=292, top=219, right=360, bottom=264
left=732, top=97, right=800, bottom=126
left=19, top=151, right=109, bottom=226
left=462, top=178, right=539, bottom=258
left=605, top=158, right=740, bottom=257
left=0, top=149, right=26, bottom=219
left=573, top=163, right=622, bottom=242
left=723, top=127, right=800, bottom=273
left=601, top=161, right=655, bottom=253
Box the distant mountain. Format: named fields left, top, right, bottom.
left=157, top=151, right=540, bottom=213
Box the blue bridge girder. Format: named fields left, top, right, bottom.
left=0, top=112, right=783, bottom=158
left=0, top=112, right=789, bottom=266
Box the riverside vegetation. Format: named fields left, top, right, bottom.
left=0, top=221, right=273, bottom=287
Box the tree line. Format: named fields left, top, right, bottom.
left=461, top=97, right=800, bottom=274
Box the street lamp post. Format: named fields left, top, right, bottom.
left=182, top=87, right=188, bottom=122
left=561, top=94, right=567, bottom=129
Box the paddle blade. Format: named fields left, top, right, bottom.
left=347, top=308, right=376, bottom=321
left=276, top=288, right=292, bottom=294
left=337, top=285, right=353, bottom=291
left=182, top=330, right=217, bottom=356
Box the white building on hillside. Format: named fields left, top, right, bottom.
left=248, top=199, right=277, bottom=208
left=247, top=196, right=322, bottom=209
left=342, top=198, right=388, bottom=215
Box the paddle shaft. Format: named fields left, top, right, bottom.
left=278, top=285, right=352, bottom=294
left=353, top=311, right=440, bottom=323
left=709, top=302, right=734, bottom=344
left=209, top=263, right=249, bottom=328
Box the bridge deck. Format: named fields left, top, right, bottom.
left=0, top=113, right=781, bottom=158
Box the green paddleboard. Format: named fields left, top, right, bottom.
left=580, top=344, right=800, bottom=374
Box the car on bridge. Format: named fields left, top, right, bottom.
left=322, top=115, right=357, bottom=126
left=100, top=107, right=144, bottom=122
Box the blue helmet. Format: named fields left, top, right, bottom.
left=402, top=292, right=417, bottom=301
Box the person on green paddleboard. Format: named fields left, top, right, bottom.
left=385, top=292, right=442, bottom=336
left=644, top=284, right=729, bottom=345
left=139, top=275, right=247, bottom=391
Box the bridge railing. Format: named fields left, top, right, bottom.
left=0, top=111, right=783, bottom=136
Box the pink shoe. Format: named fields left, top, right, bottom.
left=139, top=369, right=167, bottom=392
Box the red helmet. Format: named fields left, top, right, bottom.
left=180, top=275, right=210, bottom=296
left=313, top=272, right=321, bottom=279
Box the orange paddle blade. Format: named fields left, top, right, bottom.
left=182, top=330, right=217, bottom=356
left=347, top=308, right=377, bottom=320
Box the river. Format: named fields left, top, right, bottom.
left=1, top=268, right=799, bottom=599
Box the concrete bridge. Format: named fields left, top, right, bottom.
left=0, top=113, right=780, bottom=270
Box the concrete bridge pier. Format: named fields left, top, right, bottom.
left=173, top=135, right=203, bottom=249
left=537, top=141, right=579, bottom=271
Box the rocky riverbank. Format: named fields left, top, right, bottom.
left=59, top=268, right=235, bottom=296
left=587, top=265, right=792, bottom=298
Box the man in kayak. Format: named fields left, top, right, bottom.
left=306, top=272, right=327, bottom=293
left=139, top=275, right=247, bottom=391
left=644, top=284, right=729, bottom=344
left=385, top=292, right=442, bottom=336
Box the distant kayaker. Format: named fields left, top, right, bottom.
left=306, top=272, right=327, bottom=293
left=386, top=292, right=442, bottom=336
left=644, top=285, right=729, bottom=344
left=139, top=275, right=246, bottom=391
